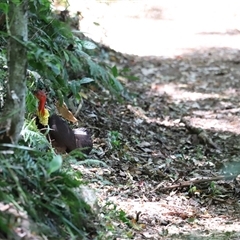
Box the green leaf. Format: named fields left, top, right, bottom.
left=47, top=61, right=61, bottom=75
left=82, top=40, right=97, bottom=50
left=35, top=48, right=45, bottom=60
left=69, top=80, right=81, bottom=96
left=0, top=30, right=8, bottom=37
left=48, top=155, right=62, bottom=174
left=79, top=77, right=94, bottom=84
left=69, top=81, right=77, bottom=96
left=118, top=209, right=129, bottom=224
left=111, top=66, right=118, bottom=77
left=125, top=75, right=139, bottom=81
left=11, top=0, right=21, bottom=5
left=63, top=51, right=69, bottom=62
left=109, top=76, right=124, bottom=92
left=0, top=3, right=8, bottom=14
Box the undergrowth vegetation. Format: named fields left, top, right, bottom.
left=26, top=0, right=125, bottom=102
left=0, top=0, right=129, bottom=238
left=0, top=144, right=95, bottom=238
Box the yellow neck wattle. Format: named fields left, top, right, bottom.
left=37, top=108, right=50, bottom=126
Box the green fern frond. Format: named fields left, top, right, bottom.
left=21, top=120, right=51, bottom=150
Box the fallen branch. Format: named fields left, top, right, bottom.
left=152, top=175, right=237, bottom=192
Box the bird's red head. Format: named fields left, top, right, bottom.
left=34, top=90, right=46, bottom=102
left=34, top=90, right=47, bottom=113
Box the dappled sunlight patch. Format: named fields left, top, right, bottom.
left=186, top=115, right=240, bottom=134
left=70, top=0, right=240, bottom=57
left=223, top=87, right=240, bottom=96
left=127, top=104, right=178, bottom=127
left=184, top=106, right=240, bottom=134
left=150, top=82, right=224, bottom=102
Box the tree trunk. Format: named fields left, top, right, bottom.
left=0, top=0, right=28, bottom=144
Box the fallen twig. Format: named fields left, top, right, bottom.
left=152, top=175, right=237, bottom=192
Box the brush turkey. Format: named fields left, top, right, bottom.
left=34, top=90, right=92, bottom=154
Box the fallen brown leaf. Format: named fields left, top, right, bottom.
left=56, top=101, right=78, bottom=124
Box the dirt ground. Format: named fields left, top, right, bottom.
left=64, top=1, right=240, bottom=239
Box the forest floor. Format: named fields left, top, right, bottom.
left=67, top=1, right=240, bottom=239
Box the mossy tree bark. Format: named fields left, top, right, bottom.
left=0, top=0, right=28, bottom=143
